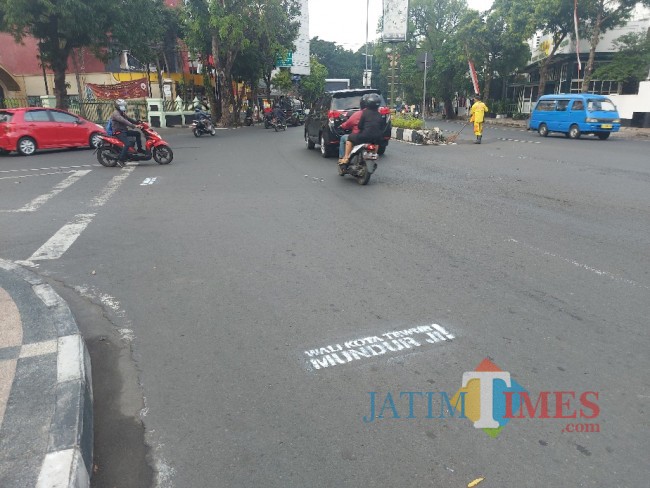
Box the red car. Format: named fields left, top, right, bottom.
left=0, top=107, right=106, bottom=156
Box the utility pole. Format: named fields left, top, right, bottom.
left=421, top=51, right=427, bottom=124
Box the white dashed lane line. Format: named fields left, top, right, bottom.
left=0, top=164, right=97, bottom=174
left=497, top=138, right=541, bottom=144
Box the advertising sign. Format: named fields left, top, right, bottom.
left=382, top=0, right=409, bottom=42
left=86, top=78, right=148, bottom=99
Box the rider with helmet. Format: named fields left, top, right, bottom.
left=110, top=99, right=144, bottom=166
left=338, top=94, right=368, bottom=162
left=339, top=93, right=385, bottom=166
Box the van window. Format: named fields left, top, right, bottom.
left=536, top=100, right=555, bottom=111
left=556, top=100, right=570, bottom=111
left=587, top=99, right=616, bottom=112
left=572, top=100, right=584, bottom=110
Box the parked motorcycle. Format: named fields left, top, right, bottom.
left=95, top=123, right=174, bottom=167
left=191, top=117, right=216, bottom=137
left=338, top=142, right=379, bottom=185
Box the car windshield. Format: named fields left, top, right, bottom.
left=332, top=93, right=385, bottom=110
left=587, top=99, right=617, bottom=112
left=0, top=111, right=13, bottom=123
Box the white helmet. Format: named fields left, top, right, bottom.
left=115, top=98, right=127, bottom=112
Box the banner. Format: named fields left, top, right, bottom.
left=86, top=78, right=149, bottom=100
left=468, top=60, right=480, bottom=95
left=574, top=0, right=581, bottom=72
left=382, top=0, right=409, bottom=42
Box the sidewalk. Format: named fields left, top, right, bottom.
left=0, top=259, right=92, bottom=488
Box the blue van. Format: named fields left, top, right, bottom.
left=528, top=94, right=621, bottom=139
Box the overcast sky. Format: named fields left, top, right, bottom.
left=309, top=0, right=494, bottom=51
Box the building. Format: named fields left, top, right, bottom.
left=507, top=4, right=650, bottom=125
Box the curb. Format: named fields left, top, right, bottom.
left=391, top=127, right=425, bottom=144
left=0, top=259, right=93, bottom=488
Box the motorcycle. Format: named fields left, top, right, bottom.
left=263, top=112, right=274, bottom=129
left=338, top=142, right=379, bottom=185
left=191, top=117, right=216, bottom=137
left=244, top=111, right=255, bottom=126
left=269, top=117, right=287, bottom=132
left=95, top=123, right=174, bottom=167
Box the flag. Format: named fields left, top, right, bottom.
left=468, top=60, right=480, bottom=95
left=574, top=0, right=581, bottom=72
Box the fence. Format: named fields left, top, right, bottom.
left=67, top=100, right=148, bottom=123
left=0, top=97, right=43, bottom=109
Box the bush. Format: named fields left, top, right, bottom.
left=512, top=112, right=530, bottom=120
left=392, top=115, right=424, bottom=130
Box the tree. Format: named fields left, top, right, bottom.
left=0, top=0, right=117, bottom=108
left=580, top=0, right=650, bottom=92
left=409, top=0, right=470, bottom=118
left=461, top=1, right=530, bottom=100
left=298, top=56, right=327, bottom=107
left=310, top=37, right=364, bottom=87
left=592, top=29, right=650, bottom=89
left=195, top=0, right=300, bottom=126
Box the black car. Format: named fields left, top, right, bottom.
left=304, top=89, right=391, bottom=158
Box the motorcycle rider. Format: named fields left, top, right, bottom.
left=338, top=95, right=368, bottom=162
left=339, top=93, right=385, bottom=166
left=194, top=106, right=213, bottom=131
left=110, top=99, right=144, bottom=167
left=272, top=103, right=286, bottom=126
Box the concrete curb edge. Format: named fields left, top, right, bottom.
left=0, top=258, right=93, bottom=488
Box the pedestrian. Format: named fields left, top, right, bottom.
left=469, top=94, right=489, bottom=144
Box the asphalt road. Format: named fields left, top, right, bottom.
left=1, top=122, right=648, bottom=488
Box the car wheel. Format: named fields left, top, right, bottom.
left=305, top=131, right=315, bottom=149
left=597, top=132, right=610, bottom=140
left=320, top=134, right=331, bottom=158
left=17, top=137, right=36, bottom=156
left=538, top=123, right=549, bottom=137
left=568, top=124, right=581, bottom=139
left=89, top=132, right=103, bottom=148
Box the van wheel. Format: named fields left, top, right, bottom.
left=538, top=123, right=549, bottom=137
left=597, top=132, right=610, bottom=140
left=568, top=124, right=581, bottom=139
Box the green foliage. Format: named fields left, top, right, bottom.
left=392, top=115, right=425, bottom=130
left=310, top=37, right=364, bottom=87
left=512, top=112, right=529, bottom=120
left=299, top=56, right=328, bottom=107
left=272, top=69, right=293, bottom=93
left=592, top=31, right=650, bottom=84
left=183, top=0, right=301, bottom=125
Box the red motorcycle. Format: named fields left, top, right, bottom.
left=95, top=123, right=174, bottom=167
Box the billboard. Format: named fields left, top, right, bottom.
left=382, top=0, right=409, bottom=42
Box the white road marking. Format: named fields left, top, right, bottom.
left=0, top=170, right=77, bottom=181
left=304, top=323, right=455, bottom=371
left=91, top=166, right=135, bottom=207
left=28, top=213, right=96, bottom=261
left=140, top=177, right=158, bottom=186
left=497, top=137, right=541, bottom=144
left=0, top=164, right=95, bottom=174
left=7, top=170, right=91, bottom=213
left=507, top=238, right=649, bottom=290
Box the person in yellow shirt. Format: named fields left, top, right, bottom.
left=469, top=95, right=489, bottom=144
